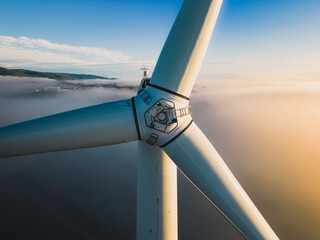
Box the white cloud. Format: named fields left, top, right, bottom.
left=0, top=35, right=156, bottom=78
left=0, top=46, right=85, bottom=64
left=0, top=35, right=130, bottom=61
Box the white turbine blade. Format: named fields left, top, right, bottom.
left=137, top=142, right=177, bottom=240
left=163, top=122, right=279, bottom=240
left=0, top=99, right=139, bottom=158
left=150, top=0, right=223, bottom=98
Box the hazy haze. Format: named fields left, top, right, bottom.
left=0, top=77, right=320, bottom=239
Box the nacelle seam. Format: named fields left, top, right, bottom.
left=148, top=83, right=190, bottom=101
left=131, top=97, right=142, bottom=140
left=160, top=120, right=193, bottom=148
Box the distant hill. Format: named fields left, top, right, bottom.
left=0, top=66, right=117, bottom=80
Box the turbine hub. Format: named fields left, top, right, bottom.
left=132, top=79, right=192, bottom=147
left=144, top=99, right=178, bottom=133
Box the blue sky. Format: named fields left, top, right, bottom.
left=0, top=0, right=319, bottom=80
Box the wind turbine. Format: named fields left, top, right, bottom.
left=0, top=0, right=279, bottom=239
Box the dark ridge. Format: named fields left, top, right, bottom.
left=0, top=66, right=117, bottom=80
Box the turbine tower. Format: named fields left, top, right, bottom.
left=0, top=0, right=279, bottom=239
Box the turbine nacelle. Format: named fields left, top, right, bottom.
left=134, top=81, right=192, bottom=147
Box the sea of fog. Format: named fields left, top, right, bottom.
left=0, top=76, right=319, bottom=239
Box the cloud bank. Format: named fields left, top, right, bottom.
left=0, top=35, right=129, bottom=60
left=0, top=35, right=155, bottom=79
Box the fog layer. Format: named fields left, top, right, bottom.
left=0, top=77, right=319, bottom=240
